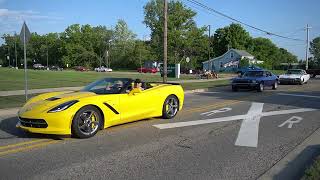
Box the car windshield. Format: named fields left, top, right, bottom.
left=286, top=70, right=303, bottom=74
left=81, top=78, right=131, bottom=94
left=243, top=71, right=264, bottom=77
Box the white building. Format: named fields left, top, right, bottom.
left=202, top=49, right=263, bottom=72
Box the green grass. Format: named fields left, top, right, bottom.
left=0, top=68, right=201, bottom=91
left=0, top=94, right=38, bottom=109
left=270, top=70, right=286, bottom=75
left=181, top=79, right=229, bottom=90
left=0, top=79, right=229, bottom=109
left=301, top=156, right=320, bottom=180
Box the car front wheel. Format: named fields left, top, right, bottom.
left=71, top=106, right=102, bottom=138
left=257, top=83, right=264, bottom=92
left=272, top=81, right=278, bottom=90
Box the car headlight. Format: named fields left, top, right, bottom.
left=48, top=100, right=79, bottom=113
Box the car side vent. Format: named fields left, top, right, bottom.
left=46, top=97, right=60, bottom=101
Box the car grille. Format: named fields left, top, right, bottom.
left=19, top=117, right=48, bottom=128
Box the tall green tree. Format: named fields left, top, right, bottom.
left=110, top=19, right=137, bottom=68
left=144, top=0, right=208, bottom=68
left=310, top=37, right=320, bottom=63
left=212, top=23, right=252, bottom=57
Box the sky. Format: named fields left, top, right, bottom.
left=0, top=0, right=319, bottom=60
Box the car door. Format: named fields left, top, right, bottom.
left=265, top=71, right=273, bottom=86
left=118, top=89, right=156, bottom=124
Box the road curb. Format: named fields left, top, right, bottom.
left=259, top=127, right=320, bottom=180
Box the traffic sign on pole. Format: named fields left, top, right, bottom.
left=20, top=21, right=31, bottom=101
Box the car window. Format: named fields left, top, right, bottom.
left=81, top=78, right=131, bottom=94
left=243, top=71, right=264, bottom=77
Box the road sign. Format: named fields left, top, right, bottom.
left=20, top=22, right=31, bottom=45
left=20, top=21, right=31, bottom=101
left=153, top=103, right=316, bottom=148
left=186, top=57, right=190, bottom=63
left=160, top=64, right=175, bottom=78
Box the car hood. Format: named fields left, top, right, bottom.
left=279, top=74, right=301, bottom=79
left=19, top=91, right=96, bottom=115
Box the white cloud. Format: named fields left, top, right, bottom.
left=0, top=8, right=63, bottom=35
left=0, top=9, right=63, bottom=21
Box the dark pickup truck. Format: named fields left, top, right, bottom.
left=306, top=69, right=320, bottom=78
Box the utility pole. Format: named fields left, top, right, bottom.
left=305, top=24, right=311, bottom=70
left=46, top=37, right=49, bottom=70
left=14, top=32, right=18, bottom=69
left=163, top=0, right=168, bottom=83
left=207, top=25, right=211, bottom=61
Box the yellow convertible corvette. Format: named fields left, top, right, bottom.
left=17, top=78, right=184, bottom=138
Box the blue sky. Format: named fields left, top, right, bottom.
left=1, top=0, right=319, bottom=60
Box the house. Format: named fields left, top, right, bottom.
left=202, top=49, right=263, bottom=72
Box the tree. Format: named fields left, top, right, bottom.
left=110, top=19, right=137, bottom=68
left=239, top=57, right=250, bottom=67
left=310, top=37, right=320, bottom=63
left=212, top=23, right=252, bottom=57
left=143, top=0, right=208, bottom=68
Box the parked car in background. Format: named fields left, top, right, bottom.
left=137, top=67, right=157, bottom=73
left=95, top=66, right=112, bottom=72
left=279, top=69, right=310, bottom=85
left=74, top=66, right=89, bottom=71
left=306, top=69, right=320, bottom=78
left=50, top=66, right=63, bottom=71
left=231, top=70, right=278, bottom=92
left=33, top=64, right=45, bottom=70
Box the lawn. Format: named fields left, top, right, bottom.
left=0, top=68, right=199, bottom=91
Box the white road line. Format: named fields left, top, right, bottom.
left=235, top=103, right=264, bottom=147
left=153, top=103, right=317, bottom=148
left=278, top=93, right=320, bottom=99
left=153, top=115, right=246, bottom=129
left=261, top=108, right=316, bottom=117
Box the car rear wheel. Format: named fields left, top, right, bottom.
left=257, top=83, right=264, bottom=92
left=272, top=81, right=278, bottom=90
left=162, top=95, right=179, bottom=119
left=71, top=106, right=102, bottom=138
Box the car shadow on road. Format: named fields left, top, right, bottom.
left=273, top=145, right=320, bottom=180
left=0, top=117, right=66, bottom=140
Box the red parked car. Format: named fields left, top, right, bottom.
left=74, top=66, right=89, bottom=71
left=137, top=67, right=157, bottom=73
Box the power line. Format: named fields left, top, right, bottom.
left=184, top=0, right=305, bottom=42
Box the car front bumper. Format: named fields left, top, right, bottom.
left=279, top=78, right=301, bottom=84
left=232, top=83, right=259, bottom=89
left=16, top=112, right=74, bottom=135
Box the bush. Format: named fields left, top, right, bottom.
left=301, top=156, right=320, bottom=180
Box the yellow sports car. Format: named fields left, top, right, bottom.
left=17, top=78, right=184, bottom=138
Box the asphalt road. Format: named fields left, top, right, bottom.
left=1, top=79, right=320, bottom=180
